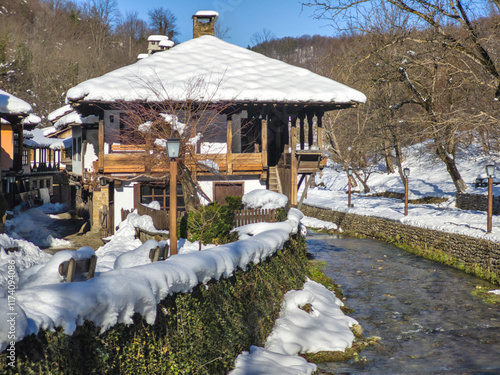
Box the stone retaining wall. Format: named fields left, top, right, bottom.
left=456, top=192, right=500, bottom=215
left=301, top=204, right=500, bottom=279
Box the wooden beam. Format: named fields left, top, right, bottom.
left=317, top=111, right=324, bottom=150
left=307, top=111, right=314, bottom=149
left=98, top=119, right=104, bottom=173
left=299, top=113, right=305, bottom=150
left=290, top=116, right=298, bottom=206
left=227, top=114, right=233, bottom=174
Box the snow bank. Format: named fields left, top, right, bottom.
left=230, top=279, right=358, bottom=375
left=0, top=209, right=303, bottom=351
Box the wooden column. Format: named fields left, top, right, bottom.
left=290, top=116, right=298, bottom=206
left=169, top=160, right=178, bottom=255
left=261, top=117, right=268, bottom=168
left=98, top=119, right=104, bottom=173
left=299, top=113, right=305, bottom=150
left=307, top=112, right=314, bottom=149
left=317, top=111, right=324, bottom=150
left=226, top=114, right=233, bottom=174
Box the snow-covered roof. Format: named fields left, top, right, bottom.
left=194, top=10, right=219, bottom=19
left=67, top=35, right=366, bottom=106
left=0, top=89, right=32, bottom=116
left=22, top=113, right=41, bottom=127
left=48, top=104, right=73, bottom=122
left=51, top=109, right=98, bottom=130
left=24, top=128, right=71, bottom=149
left=159, top=39, right=174, bottom=48
left=147, top=35, right=170, bottom=42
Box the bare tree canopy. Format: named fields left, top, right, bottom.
left=148, top=7, right=178, bottom=39
left=303, top=0, right=500, bottom=100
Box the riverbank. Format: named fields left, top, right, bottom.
left=301, top=204, right=500, bottom=285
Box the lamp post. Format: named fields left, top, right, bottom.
left=403, top=167, right=410, bottom=216
left=486, top=164, right=495, bottom=233
left=347, top=167, right=353, bottom=208
left=166, top=138, right=181, bottom=256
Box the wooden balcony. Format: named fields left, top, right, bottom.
left=95, top=147, right=265, bottom=176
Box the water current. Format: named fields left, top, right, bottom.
left=306, top=232, right=500, bottom=374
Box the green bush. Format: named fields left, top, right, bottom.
left=1, top=235, right=308, bottom=375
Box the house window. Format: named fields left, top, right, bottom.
left=138, top=182, right=185, bottom=211
left=22, top=150, right=29, bottom=165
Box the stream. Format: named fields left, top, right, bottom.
left=306, top=232, right=500, bottom=374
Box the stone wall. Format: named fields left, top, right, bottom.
left=456, top=192, right=500, bottom=215
left=301, top=204, right=500, bottom=279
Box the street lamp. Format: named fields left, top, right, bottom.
left=166, top=138, right=181, bottom=256
left=486, top=164, right=495, bottom=233
left=347, top=167, right=353, bottom=208
left=403, top=167, right=410, bottom=216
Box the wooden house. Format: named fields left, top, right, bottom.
left=63, top=12, right=366, bottom=233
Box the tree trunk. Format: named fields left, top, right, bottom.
left=178, top=162, right=200, bottom=212
left=383, top=137, right=395, bottom=174
left=435, top=141, right=467, bottom=193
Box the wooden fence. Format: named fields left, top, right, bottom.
left=122, top=207, right=280, bottom=231
left=233, top=209, right=278, bottom=227
left=121, top=205, right=184, bottom=231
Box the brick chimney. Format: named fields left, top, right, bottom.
left=192, top=10, right=219, bottom=38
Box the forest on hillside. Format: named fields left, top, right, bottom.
left=0, top=0, right=178, bottom=118
left=253, top=0, right=500, bottom=193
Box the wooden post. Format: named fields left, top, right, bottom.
left=317, top=111, right=324, bottom=150
left=290, top=116, right=298, bottom=206
left=307, top=112, right=314, bottom=149
left=169, top=159, right=178, bottom=255
left=299, top=113, right=305, bottom=150
left=261, top=117, right=268, bottom=168
left=348, top=176, right=352, bottom=208
left=404, top=176, right=409, bottom=216
left=227, top=114, right=233, bottom=174
left=487, top=176, right=493, bottom=233
left=98, top=119, right=104, bottom=173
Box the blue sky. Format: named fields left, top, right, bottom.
left=115, top=0, right=336, bottom=47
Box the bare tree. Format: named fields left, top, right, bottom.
left=303, top=0, right=500, bottom=100
left=148, top=7, right=178, bottom=39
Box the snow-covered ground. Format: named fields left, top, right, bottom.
left=303, top=142, right=500, bottom=242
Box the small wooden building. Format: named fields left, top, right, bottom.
left=64, top=12, right=366, bottom=233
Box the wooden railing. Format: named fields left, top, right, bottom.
left=98, top=151, right=264, bottom=175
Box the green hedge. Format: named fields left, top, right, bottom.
left=1, top=235, right=308, bottom=375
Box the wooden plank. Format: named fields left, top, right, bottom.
left=98, top=119, right=104, bottom=173
left=227, top=115, right=233, bottom=174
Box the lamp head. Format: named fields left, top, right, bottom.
left=167, top=138, right=181, bottom=159
left=486, top=164, right=495, bottom=178
left=347, top=167, right=353, bottom=177
left=403, top=167, right=410, bottom=178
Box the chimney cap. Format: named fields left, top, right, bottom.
left=193, top=10, right=219, bottom=20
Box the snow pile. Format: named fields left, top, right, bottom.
left=301, top=216, right=339, bottom=231
left=230, top=279, right=358, bottom=375
left=0, top=209, right=303, bottom=351
left=4, top=204, right=72, bottom=248
left=242, top=189, right=288, bottom=210
left=19, top=247, right=95, bottom=289
left=0, top=236, right=51, bottom=291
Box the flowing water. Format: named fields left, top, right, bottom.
left=306, top=232, right=500, bottom=374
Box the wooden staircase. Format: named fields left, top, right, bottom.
left=268, top=166, right=282, bottom=193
